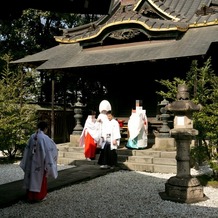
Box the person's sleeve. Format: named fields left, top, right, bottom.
left=45, top=137, right=58, bottom=179
left=113, top=120, right=121, bottom=146
left=19, top=138, right=31, bottom=172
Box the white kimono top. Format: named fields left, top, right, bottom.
left=79, top=115, right=100, bottom=147
left=20, top=130, right=58, bottom=192
left=103, top=118, right=121, bottom=150
left=128, top=109, right=148, bottom=140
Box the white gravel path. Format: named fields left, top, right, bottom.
left=0, top=163, right=217, bottom=218
left=0, top=162, right=74, bottom=185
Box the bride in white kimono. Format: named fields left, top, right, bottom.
left=126, top=107, right=148, bottom=149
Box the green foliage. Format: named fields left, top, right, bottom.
left=189, top=58, right=218, bottom=154
left=190, top=143, right=209, bottom=166
left=186, top=58, right=216, bottom=105
left=0, top=54, right=38, bottom=159
left=155, top=77, right=185, bottom=102
left=209, top=160, right=218, bottom=180
left=196, top=174, right=218, bottom=187
left=0, top=8, right=102, bottom=108
left=156, top=57, right=218, bottom=177
left=0, top=9, right=97, bottom=60
left=0, top=8, right=104, bottom=109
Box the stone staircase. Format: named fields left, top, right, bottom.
left=57, top=142, right=177, bottom=174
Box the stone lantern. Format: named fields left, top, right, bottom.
left=70, top=95, right=86, bottom=146
left=158, top=98, right=170, bottom=138
left=159, top=84, right=207, bottom=203
left=72, top=96, right=85, bottom=135
left=152, top=99, right=175, bottom=151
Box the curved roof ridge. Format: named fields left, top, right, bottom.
left=55, top=18, right=188, bottom=44
left=144, top=0, right=212, bottom=22
left=54, top=0, right=218, bottom=45
left=145, top=0, right=181, bottom=21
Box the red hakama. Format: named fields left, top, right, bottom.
left=84, top=132, right=97, bottom=159
left=27, top=172, right=47, bottom=202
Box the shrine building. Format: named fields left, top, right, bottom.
left=12, top=0, right=218, bottom=140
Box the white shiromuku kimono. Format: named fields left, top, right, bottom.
left=20, top=130, right=58, bottom=192
left=96, top=99, right=112, bottom=149
left=97, top=113, right=109, bottom=148
left=126, top=108, right=148, bottom=149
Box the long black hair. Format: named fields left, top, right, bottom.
left=37, top=121, right=48, bottom=131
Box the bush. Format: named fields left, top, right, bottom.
left=156, top=57, right=218, bottom=178
left=0, top=54, right=38, bottom=159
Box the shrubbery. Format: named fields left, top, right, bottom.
left=0, top=54, right=38, bottom=159
left=156, top=57, right=218, bottom=178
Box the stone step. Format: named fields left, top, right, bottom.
left=57, top=143, right=177, bottom=174
left=126, top=156, right=153, bottom=164
left=160, top=151, right=177, bottom=158
left=117, top=148, right=174, bottom=158
left=64, top=152, right=85, bottom=159
left=153, top=164, right=176, bottom=174
left=58, top=154, right=176, bottom=166
left=153, top=157, right=176, bottom=166
left=119, top=162, right=176, bottom=174
left=57, top=145, right=84, bottom=152
left=58, top=158, right=176, bottom=174
left=119, top=162, right=154, bottom=172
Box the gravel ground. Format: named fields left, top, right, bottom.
left=0, top=163, right=217, bottom=218
left=0, top=162, right=74, bottom=185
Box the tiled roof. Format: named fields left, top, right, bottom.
left=12, top=25, right=218, bottom=69
left=11, top=0, right=218, bottom=69
left=54, top=0, right=218, bottom=44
